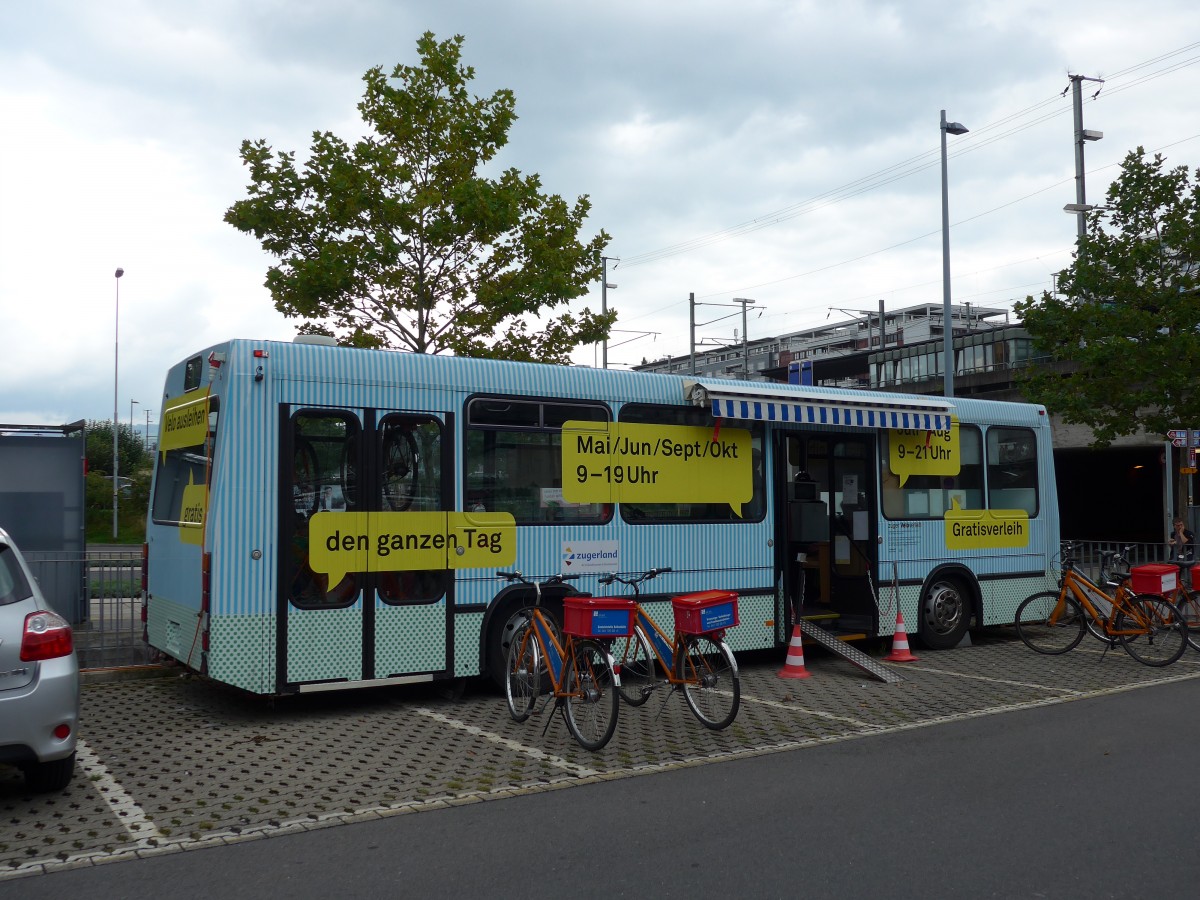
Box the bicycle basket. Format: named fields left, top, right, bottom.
left=562, top=596, right=637, bottom=638
left=672, top=590, right=739, bottom=635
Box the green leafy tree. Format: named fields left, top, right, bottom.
left=1015, top=148, right=1200, bottom=446
left=85, top=420, right=146, bottom=477
left=225, top=31, right=615, bottom=363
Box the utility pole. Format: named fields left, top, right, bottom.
left=732, top=298, right=756, bottom=380
left=689, top=293, right=696, bottom=376
left=601, top=256, right=618, bottom=369
left=1068, top=74, right=1104, bottom=238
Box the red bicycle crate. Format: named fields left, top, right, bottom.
left=1130, top=563, right=1178, bottom=595
left=672, top=590, right=739, bottom=635
left=562, top=596, right=637, bottom=638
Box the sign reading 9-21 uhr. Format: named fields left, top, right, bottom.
left=561, top=421, right=753, bottom=511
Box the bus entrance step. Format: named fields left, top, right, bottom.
left=799, top=611, right=840, bottom=623
left=797, top=619, right=904, bottom=684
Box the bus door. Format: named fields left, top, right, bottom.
left=780, top=433, right=879, bottom=636
left=280, top=407, right=451, bottom=689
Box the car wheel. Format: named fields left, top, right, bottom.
left=23, top=752, right=76, bottom=793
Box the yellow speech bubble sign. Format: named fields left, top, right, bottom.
left=944, top=497, right=1029, bottom=550
left=160, top=391, right=210, bottom=457
left=560, top=421, right=752, bottom=512
left=307, top=511, right=517, bottom=586
left=889, top=420, right=960, bottom=487
left=178, top=471, right=206, bottom=546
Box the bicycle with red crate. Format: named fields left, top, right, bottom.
left=1099, top=546, right=1200, bottom=654
left=499, top=570, right=636, bottom=751
left=603, top=568, right=741, bottom=730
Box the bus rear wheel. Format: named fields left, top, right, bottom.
left=918, top=577, right=970, bottom=650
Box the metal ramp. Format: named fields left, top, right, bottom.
left=797, top=618, right=904, bottom=684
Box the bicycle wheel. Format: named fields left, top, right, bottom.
left=339, top=437, right=358, bottom=508
left=1014, top=591, right=1086, bottom=655
left=1174, top=590, right=1200, bottom=653
left=1116, top=594, right=1188, bottom=666
left=504, top=624, right=540, bottom=722
left=293, top=437, right=320, bottom=517
left=677, top=635, right=740, bottom=730
left=381, top=426, right=419, bottom=511
left=563, top=639, right=619, bottom=751
left=613, top=626, right=656, bottom=706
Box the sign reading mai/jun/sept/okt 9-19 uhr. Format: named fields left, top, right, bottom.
left=560, top=421, right=754, bottom=511
left=888, top=420, right=1030, bottom=550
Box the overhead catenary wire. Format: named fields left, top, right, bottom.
left=616, top=43, right=1200, bottom=272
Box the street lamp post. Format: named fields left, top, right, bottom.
left=145, top=409, right=152, bottom=452
left=130, top=399, right=139, bottom=446
left=940, top=110, right=968, bottom=398
left=113, top=267, right=124, bottom=539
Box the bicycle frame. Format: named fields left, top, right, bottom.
left=628, top=606, right=729, bottom=686
left=524, top=608, right=570, bottom=692
left=1059, top=567, right=1155, bottom=639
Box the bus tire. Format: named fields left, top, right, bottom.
left=917, top=576, right=971, bottom=650
left=487, top=602, right=533, bottom=687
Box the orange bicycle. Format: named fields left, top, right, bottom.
left=1015, top=542, right=1188, bottom=666
left=1098, top=545, right=1200, bottom=654
left=500, top=571, right=632, bottom=751
left=604, top=568, right=741, bottom=730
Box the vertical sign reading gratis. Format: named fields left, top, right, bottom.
left=561, top=421, right=753, bottom=514
left=159, top=392, right=211, bottom=546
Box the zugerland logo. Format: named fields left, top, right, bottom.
left=561, top=540, right=619, bottom=574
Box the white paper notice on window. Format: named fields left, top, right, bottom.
left=835, top=535, right=851, bottom=564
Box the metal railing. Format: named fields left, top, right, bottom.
left=1064, top=540, right=1185, bottom=584
left=26, top=548, right=154, bottom=670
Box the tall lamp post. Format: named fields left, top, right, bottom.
left=130, top=399, right=139, bottom=446
left=145, top=409, right=152, bottom=452
left=940, top=110, right=968, bottom=398
left=113, top=267, right=124, bottom=539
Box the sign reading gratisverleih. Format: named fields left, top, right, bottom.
left=560, top=420, right=753, bottom=513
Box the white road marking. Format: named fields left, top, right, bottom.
left=74, top=738, right=166, bottom=844
left=739, top=693, right=877, bottom=726
left=414, top=708, right=600, bottom=777
left=895, top=664, right=1082, bottom=693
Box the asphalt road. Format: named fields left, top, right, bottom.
left=5, top=668, right=1199, bottom=899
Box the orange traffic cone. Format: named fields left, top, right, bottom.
left=885, top=609, right=919, bottom=662
left=778, top=625, right=812, bottom=679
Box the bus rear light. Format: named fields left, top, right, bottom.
left=21, top=611, right=74, bottom=661
left=141, top=542, right=149, bottom=594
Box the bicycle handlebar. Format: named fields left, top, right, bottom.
left=597, top=567, right=673, bottom=589
left=496, top=571, right=581, bottom=584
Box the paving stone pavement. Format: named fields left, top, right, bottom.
left=3, top=629, right=1199, bottom=881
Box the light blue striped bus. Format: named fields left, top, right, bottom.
left=144, top=336, right=1059, bottom=695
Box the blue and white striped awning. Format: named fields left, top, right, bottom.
left=686, top=380, right=954, bottom=431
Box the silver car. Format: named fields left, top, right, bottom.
left=0, top=527, right=79, bottom=792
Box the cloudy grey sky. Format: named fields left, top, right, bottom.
left=2, top=0, right=1197, bottom=432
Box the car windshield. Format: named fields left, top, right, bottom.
left=0, top=544, right=33, bottom=605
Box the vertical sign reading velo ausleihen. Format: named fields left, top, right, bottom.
left=560, top=421, right=753, bottom=514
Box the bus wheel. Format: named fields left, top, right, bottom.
left=488, top=604, right=533, bottom=687
left=918, top=577, right=970, bottom=650
left=487, top=602, right=561, bottom=688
